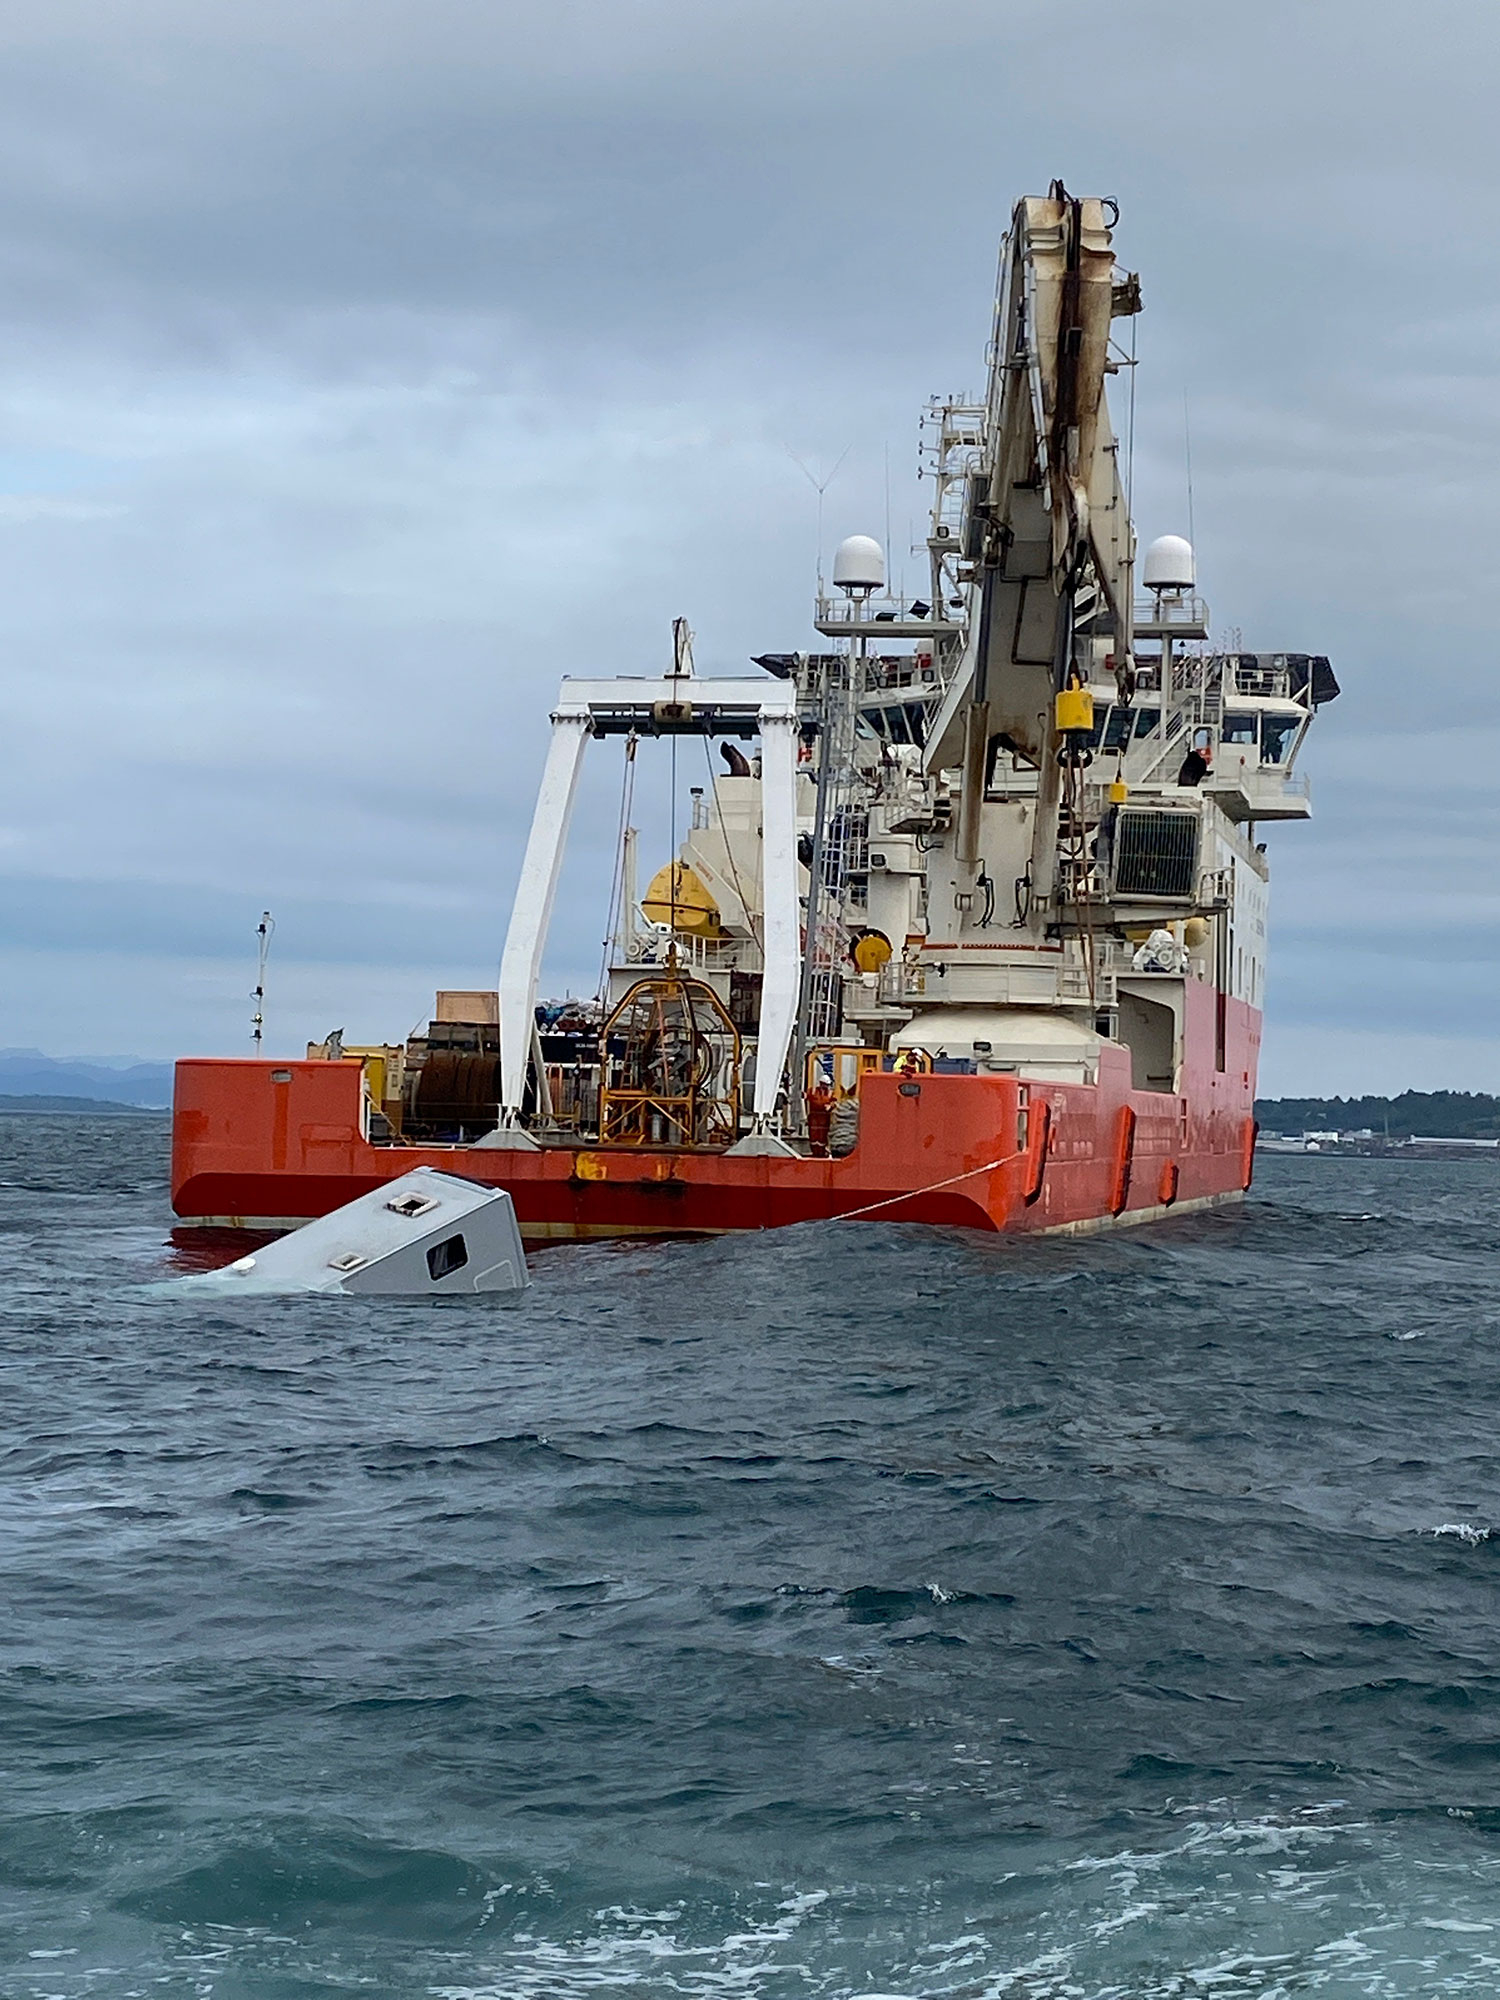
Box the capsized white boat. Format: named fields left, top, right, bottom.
left=192, top=1168, right=529, bottom=1295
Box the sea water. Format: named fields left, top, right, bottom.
left=3, top=1113, right=1500, bottom=1996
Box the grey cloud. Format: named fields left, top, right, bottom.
left=0, top=0, right=1492, bottom=1081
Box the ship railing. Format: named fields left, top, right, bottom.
left=617, top=931, right=751, bottom=976
left=1133, top=593, right=1210, bottom=638
left=1055, top=859, right=1107, bottom=903
left=877, top=956, right=1114, bottom=1009
left=1209, top=764, right=1311, bottom=799
left=1250, top=767, right=1312, bottom=804
left=1059, top=959, right=1114, bottom=1004
left=814, top=593, right=960, bottom=635
left=1231, top=664, right=1292, bottom=699
left=862, top=657, right=942, bottom=689
left=1135, top=722, right=1185, bottom=785
left=1169, top=659, right=1222, bottom=698
left=1201, top=760, right=1313, bottom=808
left=877, top=960, right=922, bottom=1007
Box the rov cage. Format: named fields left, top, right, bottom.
left=597, top=972, right=742, bottom=1148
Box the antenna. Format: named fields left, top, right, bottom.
left=884, top=441, right=893, bottom=599
left=1125, top=309, right=1138, bottom=511
left=784, top=442, right=853, bottom=590
left=252, top=910, right=274, bottom=1051
left=1183, top=391, right=1196, bottom=551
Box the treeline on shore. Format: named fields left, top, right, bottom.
left=1255, top=1091, right=1500, bottom=1138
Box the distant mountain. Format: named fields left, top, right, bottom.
left=0, top=1051, right=173, bottom=1109
left=0, top=1094, right=161, bottom=1116
left=1256, top=1091, right=1500, bottom=1139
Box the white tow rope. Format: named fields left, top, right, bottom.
left=834, top=1156, right=1010, bottom=1223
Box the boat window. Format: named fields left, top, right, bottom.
left=1102, top=707, right=1136, bottom=751
left=1132, top=707, right=1160, bottom=739
left=426, top=1233, right=469, bottom=1281
left=1086, top=704, right=1111, bottom=748
left=1222, top=712, right=1258, bottom=745
left=1261, top=713, right=1301, bottom=765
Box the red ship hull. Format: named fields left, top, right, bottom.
left=171, top=984, right=1259, bottom=1242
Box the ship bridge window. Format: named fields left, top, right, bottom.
left=1089, top=704, right=1150, bottom=751
left=860, top=703, right=929, bottom=747
left=1132, top=707, right=1160, bottom=739
left=1222, top=712, right=1258, bottom=745
left=1261, top=713, right=1301, bottom=765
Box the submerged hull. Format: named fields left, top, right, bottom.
left=171, top=986, right=1259, bottom=1244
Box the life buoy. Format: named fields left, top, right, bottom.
left=1158, top=1158, right=1179, bottom=1208
left=1109, top=1105, right=1137, bottom=1216
left=1023, top=1100, right=1051, bottom=1207
left=1241, top=1117, right=1258, bottom=1191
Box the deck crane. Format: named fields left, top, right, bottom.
left=924, top=183, right=1142, bottom=919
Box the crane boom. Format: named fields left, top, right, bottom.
left=925, top=185, right=1140, bottom=891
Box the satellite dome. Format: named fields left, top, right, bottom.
left=832, top=534, right=886, bottom=593
left=1143, top=534, right=1195, bottom=591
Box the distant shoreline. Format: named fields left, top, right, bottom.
left=0, top=1095, right=167, bottom=1116
left=1257, top=1091, right=1500, bottom=1142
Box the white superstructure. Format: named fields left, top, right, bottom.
left=487, top=185, right=1336, bottom=1152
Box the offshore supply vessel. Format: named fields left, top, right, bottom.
left=171, top=186, right=1337, bottom=1242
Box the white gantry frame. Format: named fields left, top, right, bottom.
left=494, top=677, right=802, bottom=1143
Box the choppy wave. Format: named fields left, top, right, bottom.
left=5, top=1120, right=1500, bottom=1995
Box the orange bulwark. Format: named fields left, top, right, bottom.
left=171, top=988, right=1260, bottom=1246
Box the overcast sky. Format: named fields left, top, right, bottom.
left=0, top=0, right=1494, bottom=1094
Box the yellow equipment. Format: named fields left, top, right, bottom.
left=305, top=1041, right=406, bottom=1136
left=805, top=1046, right=882, bottom=1099
left=851, top=931, right=893, bottom=973
left=641, top=861, right=720, bottom=936
left=1054, top=686, right=1094, bottom=735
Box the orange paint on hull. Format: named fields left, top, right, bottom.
left=171, top=982, right=1261, bottom=1243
